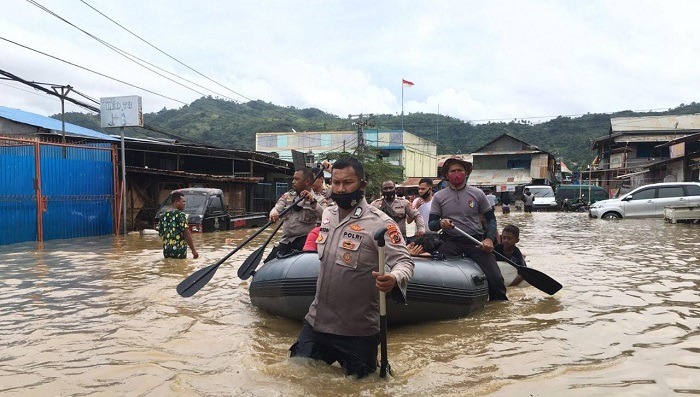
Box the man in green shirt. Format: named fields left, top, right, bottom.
left=157, top=192, right=199, bottom=259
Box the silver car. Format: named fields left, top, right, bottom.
left=588, top=182, right=700, bottom=219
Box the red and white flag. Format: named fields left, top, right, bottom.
left=402, top=79, right=414, bottom=86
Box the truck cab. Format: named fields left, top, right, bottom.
left=155, top=188, right=231, bottom=233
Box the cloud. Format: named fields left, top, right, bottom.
left=2, top=0, right=700, bottom=124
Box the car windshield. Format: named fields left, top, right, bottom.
left=157, top=193, right=208, bottom=215
left=183, top=194, right=207, bottom=214
left=527, top=187, right=554, bottom=197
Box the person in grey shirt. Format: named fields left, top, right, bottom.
left=429, top=156, right=507, bottom=301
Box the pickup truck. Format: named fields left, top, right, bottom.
left=155, top=188, right=266, bottom=232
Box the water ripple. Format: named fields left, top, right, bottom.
left=1, top=216, right=699, bottom=396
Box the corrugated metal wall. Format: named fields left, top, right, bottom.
left=0, top=137, right=116, bottom=245
left=40, top=143, right=114, bottom=240
left=0, top=140, right=37, bottom=245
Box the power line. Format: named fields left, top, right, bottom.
left=79, top=0, right=255, bottom=103
left=0, top=36, right=188, bottom=105
left=0, top=79, right=61, bottom=100
left=0, top=68, right=100, bottom=112
left=25, top=0, right=239, bottom=102
left=76, top=0, right=321, bottom=124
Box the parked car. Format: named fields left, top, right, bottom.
left=588, top=182, right=700, bottom=219
left=555, top=184, right=609, bottom=210
left=523, top=185, right=558, bottom=211
left=155, top=188, right=231, bottom=232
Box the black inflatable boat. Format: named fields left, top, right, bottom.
left=248, top=252, right=490, bottom=325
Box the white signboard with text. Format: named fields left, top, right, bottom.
left=100, top=96, right=143, bottom=128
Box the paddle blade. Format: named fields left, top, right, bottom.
left=176, top=263, right=220, bottom=297
left=237, top=245, right=265, bottom=280
left=517, top=266, right=562, bottom=295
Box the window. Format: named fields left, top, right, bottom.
left=657, top=186, right=684, bottom=198
left=277, top=134, right=288, bottom=148
left=298, top=134, right=311, bottom=148
left=364, top=130, right=378, bottom=147
left=630, top=188, right=655, bottom=200
left=184, top=194, right=208, bottom=213
left=320, top=134, right=331, bottom=147
left=208, top=196, right=225, bottom=213
left=507, top=159, right=530, bottom=169
left=257, top=135, right=276, bottom=148
left=684, top=185, right=700, bottom=196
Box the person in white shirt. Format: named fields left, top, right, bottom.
left=485, top=189, right=497, bottom=209
left=412, top=178, right=436, bottom=235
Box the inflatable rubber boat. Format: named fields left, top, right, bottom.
left=248, top=252, right=523, bottom=325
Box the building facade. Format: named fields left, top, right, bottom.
left=590, top=114, right=700, bottom=194
left=255, top=129, right=437, bottom=179
left=460, top=134, right=557, bottom=192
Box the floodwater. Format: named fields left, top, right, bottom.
left=1, top=212, right=699, bottom=397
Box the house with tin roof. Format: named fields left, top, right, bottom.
left=466, top=133, right=557, bottom=192
left=0, top=105, right=117, bottom=142
left=590, top=114, right=700, bottom=192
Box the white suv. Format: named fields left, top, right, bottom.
left=588, top=182, right=700, bottom=219
left=523, top=185, right=558, bottom=211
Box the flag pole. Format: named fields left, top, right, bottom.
left=401, top=80, right=404, bottom=132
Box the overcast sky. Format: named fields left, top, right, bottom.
left=2, top=0, right=700, bottom=125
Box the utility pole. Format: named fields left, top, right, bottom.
left=52, top=85, right=73, bottom=143
left=348, top=113, right=374, bottom=154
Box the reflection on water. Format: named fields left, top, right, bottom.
left=1, top=213, right=699, bottom=396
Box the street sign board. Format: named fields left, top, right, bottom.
left=100, top=96, right=143, bottom=128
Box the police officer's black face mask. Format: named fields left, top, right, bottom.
left=331, top=189, right=363, bottom=210
left=382, top=191, right=396, bottom=200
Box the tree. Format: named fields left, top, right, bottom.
left=321, top=147, right=404, bottom=199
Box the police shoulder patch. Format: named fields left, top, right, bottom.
left=386, top=223, right=402, bottom=245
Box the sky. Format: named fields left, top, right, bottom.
left=2, top=0, right=700, bottom=125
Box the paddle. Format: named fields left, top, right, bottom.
left=453, top=226, right=562, bottom=295
left=237, top=220, right=284, bottom=280
left=373, top=227, right=392, bottom=378
left=177, top=164, right=327, bottom=297
left=176, top=218, right=277, bottom=297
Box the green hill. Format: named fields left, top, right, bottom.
left=57, top=97, right=700, bottom=171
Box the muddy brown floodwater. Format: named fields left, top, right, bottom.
left=1, top=211, right=699, bottom=396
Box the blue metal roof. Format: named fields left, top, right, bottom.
left=0, top=106, right=118, bottom=141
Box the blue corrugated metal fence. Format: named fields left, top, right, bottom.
left=0, top=137, right=115, bottom=245
left=40, top=143, right=114, bottom=240
left=0, top=141, right=37, bottom=245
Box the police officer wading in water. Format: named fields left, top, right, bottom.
left=371, top=180, right=426, bottom=238
left=267, top=168, right=327, bottom=261
left=429, top=156, right=508, bottom=301
left=289, top=157, right=414, bottom=378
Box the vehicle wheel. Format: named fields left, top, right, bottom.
left=602, top=212, right=621, bottom=219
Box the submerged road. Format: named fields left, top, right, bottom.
left=1, top=211, right=699, bottom=396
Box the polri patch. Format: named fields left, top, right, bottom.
left=349, top=224, right=364, bottom=231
